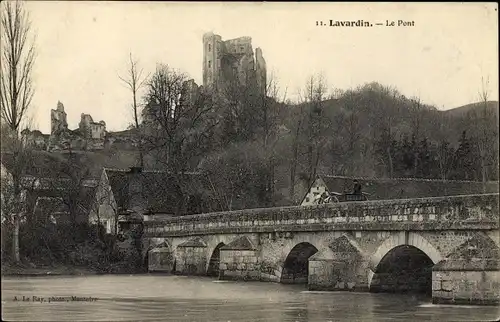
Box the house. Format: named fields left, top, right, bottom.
left=27, top=184, right=98, bottom=225
left=300, top=176, right=342, bottom=206
left=1, top=151, right=99, bottom=225
left=90, top=167, right=217, bottom=234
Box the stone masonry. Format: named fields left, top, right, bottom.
left=174, top=237, right=208, bottom=275
left=202, top=32, right=266, bottom=95
left=143, top=194, right=499, bottom=305
left=219, top=236, right=259, bottom=280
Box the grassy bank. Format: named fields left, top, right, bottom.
left=1, top=261, right=101, bottom=277
left=2, top=258, right=146, bottom=277
left=2, top=262, right=146, bottom=276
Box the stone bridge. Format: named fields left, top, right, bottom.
left=142, top=194, right=500, bottom=305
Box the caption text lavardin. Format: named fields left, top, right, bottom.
left=316, top=20, right=415, bottom=27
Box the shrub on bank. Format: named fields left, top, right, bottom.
left=2, top=221, right=144, bottom=274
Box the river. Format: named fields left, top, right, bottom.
left=2, top=274, right=499, bottom=321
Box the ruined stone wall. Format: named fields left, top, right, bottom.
left=22, top=130, right=49, bottom=150
left=79, top=114, right=106, bottom=139
left=202, top=32, right=266, bottom=95
left=50, top=101, right=68, bottom=134
left=31, top=101, right=141, bottom=152
left=223, top=37, right=253, bottom=55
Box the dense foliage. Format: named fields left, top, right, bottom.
left=1, top=221, right=144, bottom=273
left=140, top=72, right=498, bottom=209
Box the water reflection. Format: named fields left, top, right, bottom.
left=2, top=275, right=499, bottom=321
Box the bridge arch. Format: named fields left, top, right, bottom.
left=369, top=232, right=443, bottom=294
left=207, top=242, right=225, bottom=277
left=203, top=235, right=249, bottom=273
left=370, top=232, right=443, bottom=271
left=144, top=239, right=173, bottom=270
left=280, top=242, right=319, bottom=284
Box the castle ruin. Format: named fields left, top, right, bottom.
left=79, top=114, right=106, bottom=140
left=51, top=101, right=68, bottom=134
left=203, top=32, right=266, bottom=94
left=22, top=32, right=268, bottom=153
left=23, top=101, right=114, bottom=152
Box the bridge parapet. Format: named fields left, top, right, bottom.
left=144, top=194, right=499, bottom=237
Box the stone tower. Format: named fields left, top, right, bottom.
left=202, top=32, right=267, bottom=95
left=202, top=32, right=223, bottom=89
left=50, top=101, right=68, bottom=135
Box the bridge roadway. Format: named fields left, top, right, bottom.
left=142, top=193, right=500, bottom=305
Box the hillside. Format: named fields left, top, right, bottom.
left=2, top=82, right=498, bottom=209
left=443, top=101, right=499, bottom=118
left=270, top=83, right=499, bottom=202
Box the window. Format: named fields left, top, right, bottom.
left=240, top=46, right=244, bottom=51
left=208, top=60, right=211, bottom=68
left=208, top=44, right=211, bottom=52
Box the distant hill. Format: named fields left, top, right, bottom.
left=443, top=101, right=499, bottom=118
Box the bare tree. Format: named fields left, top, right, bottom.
left=118, top=52, right=148, bottom=128
left=289, top=103, right=303, bottom=202
left=330, top=87, right=344, bottom=100
left=302, top=74, right=329, bottom=185
left=119, top=52, right=148, bottom=166
left=469, top=76, right=497, bottom=189
left=142, top=64, right=219, bottom=214
left=374, top=86, right=401, bottom=178
left=344, top=109, right=362, bottom=175
left=0, top=1, right=36, bottom=263
left=257, top=72, right=287, bottom=207
left=409, top=96, right=424, bottom=176
left=1, top=1, right=36, bottom=132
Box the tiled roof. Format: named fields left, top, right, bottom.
left=26, top=185, right=97, bottom=218
left=104, top=168, right=215, bottom=215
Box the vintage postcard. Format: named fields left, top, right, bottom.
left=1, top=2, right=499, bottom=321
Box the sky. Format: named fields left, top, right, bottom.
left=18, top=2, right=499, bottom=133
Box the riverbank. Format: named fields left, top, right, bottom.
left=1, top=263, right=100, bottom=277
left=2, top=259, right=147, bottom=277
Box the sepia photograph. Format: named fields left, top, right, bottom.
left=1, top=1, right=499, bottom=321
